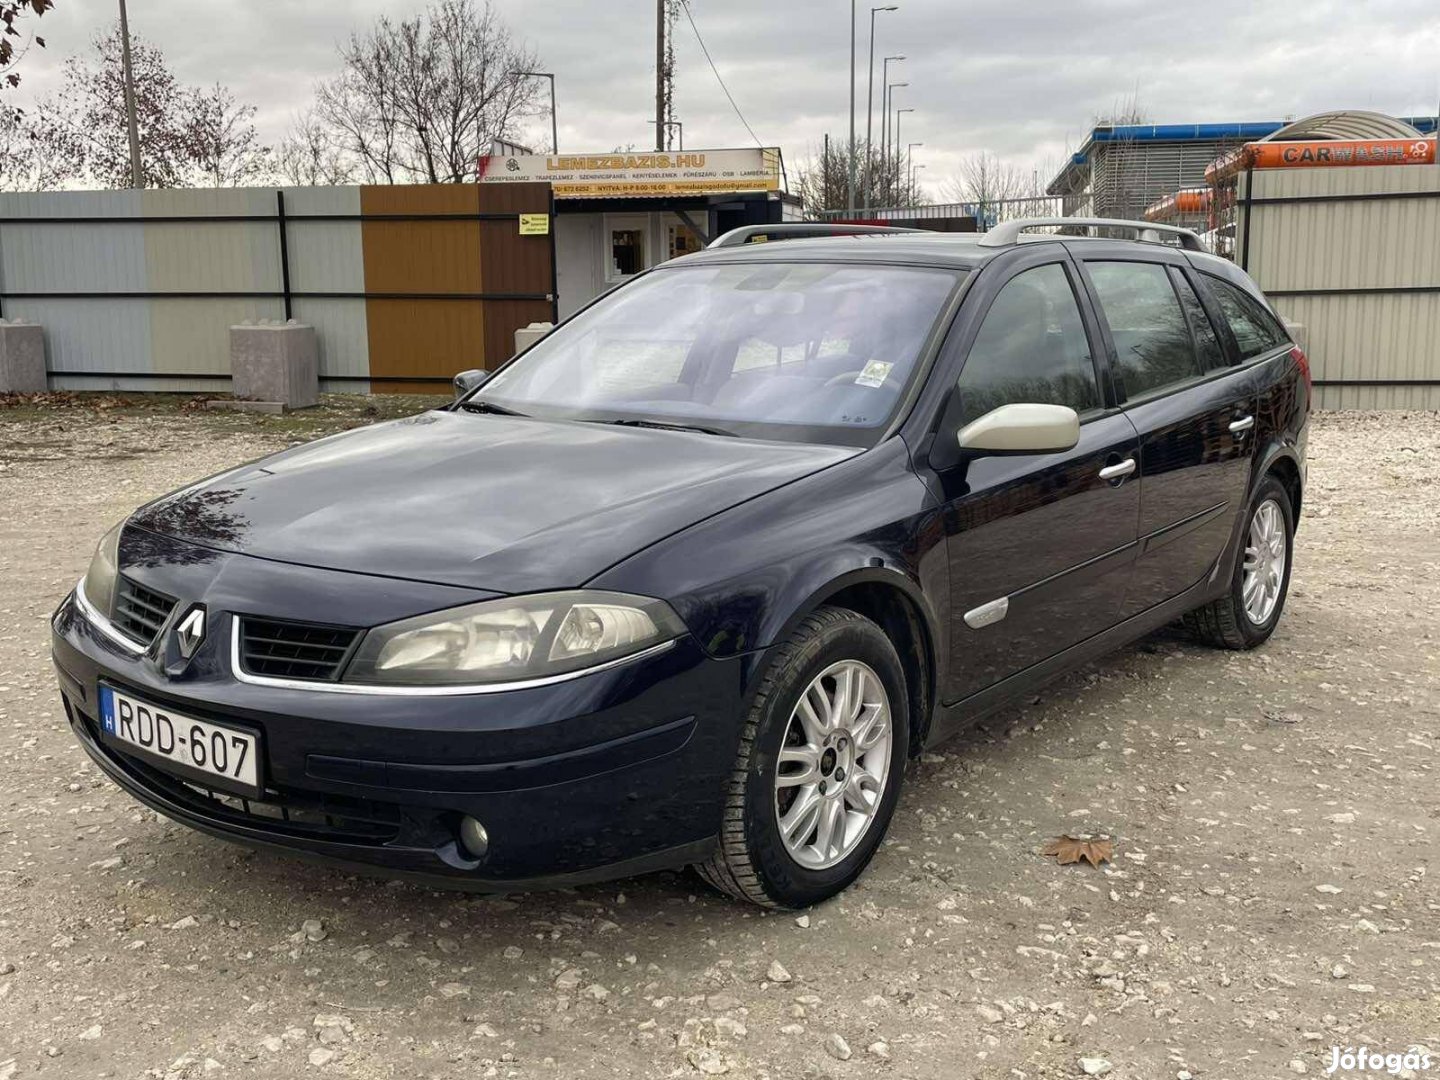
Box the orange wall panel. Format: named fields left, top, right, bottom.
left=359, top=183, right=554, bottom=391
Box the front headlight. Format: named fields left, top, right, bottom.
left=80, top=522, right=124, bottom=616
left=344, top=591, right=686, bottom=687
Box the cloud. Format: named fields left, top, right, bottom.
left=8, top=0, right=1438, bottom=198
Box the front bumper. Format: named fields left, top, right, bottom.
left=53, top=589, right=747, bottom=889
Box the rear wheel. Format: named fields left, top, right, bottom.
left=696, top=606, right=909, bottom=908
left=1185, top=473, right=1294, bottom=649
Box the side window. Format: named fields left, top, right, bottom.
left=1171, top=270, right=1229, bottom=372
left=1202, top=275, right=1289, bottom=360
left=956, top=263, right=1099, bottom=426
left=1087, top=261, right=1203, bottom=399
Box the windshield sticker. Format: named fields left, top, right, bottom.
left=855, top=360, right=894, bottom=388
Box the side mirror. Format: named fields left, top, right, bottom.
left=453, top=369, right=489, bottom=399
left=957, top=403, right=1080, bottom=456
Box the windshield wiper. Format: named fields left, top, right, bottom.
left=457, top=398, right=527, bottom=417
left=599, top=418, right=738, bottom=437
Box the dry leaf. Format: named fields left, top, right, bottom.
left=1042, top=835, right=1114, bottom=868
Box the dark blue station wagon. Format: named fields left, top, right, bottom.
left=53, top=218, right=1309, bottom=907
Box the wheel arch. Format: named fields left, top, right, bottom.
left=1254, top=441, right=1303, bottom=522
left=767, top=568, right=941, bottom=758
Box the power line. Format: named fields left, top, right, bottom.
left=678, top=0, right=764, bottom=148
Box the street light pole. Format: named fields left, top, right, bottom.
left=512, top=72, right=559, bottom=153
left=118, top=0, right=143, bottom=188
left=907, top=140, right=923, bottom=189
left=894, top=107, right=914, bottom=202
left=862, top=5, right=897, bottom=212
left=847, top=0, right=857, bottom=214
left=883, top=82, right=907, bottom=204
left=879, top=56, right=903, bottom=200
left=513, top=72, right=558, bottom=153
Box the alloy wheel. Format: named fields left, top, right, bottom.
left=1242, top=497, right=1287, bottom=625
left=773, top=660, right=893, bottom=870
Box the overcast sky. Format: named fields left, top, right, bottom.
left=10, top=0, right=1440, bottom=198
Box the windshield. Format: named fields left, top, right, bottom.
left=473, top=261, right=963, bottom=445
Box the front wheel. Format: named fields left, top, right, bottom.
left=696, top=606, right=909, bottom=908
left=1186, top=473, right=1295, bottom=649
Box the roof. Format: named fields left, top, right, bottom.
left=669, top=221, right=1210, bottom=272
left=1046, top=112, right=1440, bottom=195
left=1260, top=109, right=1425, bottom=142
left=1047, top=121, right=1287, bottom=195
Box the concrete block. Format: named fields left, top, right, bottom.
left=230, top=320, right=318, bottom=409
left=514, top=321, right=554, bottom=357
left=204, top=398, right=288, bottom=415
left=0, top=319, right=48, bottom=393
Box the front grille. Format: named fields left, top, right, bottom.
left=121, top=738, right=400, bottom=843
left=174, top=779, right=402, bottom=844
left=112, top=576, right=177, bottom=646
left=239, top=617, right=362, bottom=682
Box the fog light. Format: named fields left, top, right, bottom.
left=458, top=816, right=489, bottom=859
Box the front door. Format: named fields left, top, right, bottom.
left=1074, top=255, right=1259, bottom=617
left=930, top=253, right=1141, bottom=705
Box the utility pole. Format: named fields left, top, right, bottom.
left=656, top=0, right=667, bottom=150
left=118, top=0, right=143, bottom=188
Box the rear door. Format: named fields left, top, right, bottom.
left=929, top=248, right=1141, bottom=705
left=1072, top=247, right=1259, bottom=616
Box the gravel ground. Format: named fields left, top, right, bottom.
left=0, top=398, right=1436, bottom=1080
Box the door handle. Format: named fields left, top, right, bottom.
left=1098, top=458, right=1136, bottom=481
left=1229, top=415, right=1255, bottom=434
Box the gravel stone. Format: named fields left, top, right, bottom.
left=1, top=402, right=1435, bottom=1079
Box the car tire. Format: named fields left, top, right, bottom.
left=1185, top=473, right=1295, bottom=650
left=696, top=606, right=909, bottom=909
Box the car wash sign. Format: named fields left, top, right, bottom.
left=480, top=148, right=782, bottom=198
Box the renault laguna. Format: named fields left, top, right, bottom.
left=52, top=219, right=1308, bottom=908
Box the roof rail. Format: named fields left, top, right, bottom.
left=707, top=223, right=923, bottom=249
left=977, top=217, right=1207, bottom=252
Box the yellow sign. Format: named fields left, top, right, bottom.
left=483, top=148, right=782, bottom=200
left=519, top=213, right=550, bottom=236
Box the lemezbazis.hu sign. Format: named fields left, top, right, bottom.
left=480, top=149, right=782, bottom=198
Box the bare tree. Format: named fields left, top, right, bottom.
left=943, top=152, right=1035, bottom=212
left=277, top=106, right=356, bottom=186
left=1094, top=92, right=1149, bottom=127
left=1, top=0, right=53, bottom=94
left=796, top=137, right=923, bottom=216
left=187, top=83, right=274, bottom=187
left=0, top=100, right=65, bottom=189
left=45, top=25, right=194, bottom=186
left=38, top=25, right=269, bottom=188
left=314, top=0, right=541, bottom=184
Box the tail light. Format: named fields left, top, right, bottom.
left=1289, top=345, right=1311, bottom=395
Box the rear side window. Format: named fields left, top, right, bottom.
left=1087, top=261, right=1203, bottom=399
left=1202, top=275, right=1289, bottom=359
left=1171, top=271, right=1229, bottom=372
left=955, top=262, right=1100, bottom=426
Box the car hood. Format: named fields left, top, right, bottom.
left=131, top=410, right=855, bottom=592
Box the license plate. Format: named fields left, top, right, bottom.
left=99, top=685, right=261, bottom=798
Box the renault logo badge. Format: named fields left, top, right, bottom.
left=176, top=607, right=206, bottom=659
